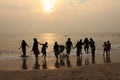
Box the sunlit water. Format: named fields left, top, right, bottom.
left=0, top=33, right=120, bottom=60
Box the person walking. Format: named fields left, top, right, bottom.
left=19, top=40, right=30, bottom=57
left=65, top=38, right=73, bottom=58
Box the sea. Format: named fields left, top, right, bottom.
left=0, top=33, right=120, bottom=60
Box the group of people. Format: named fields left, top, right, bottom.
left=19, top=37, right=111, bottom=61
left=103, top=41, right=111, bottom=56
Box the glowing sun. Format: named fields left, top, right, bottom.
left=42, top=0, right=55, bottom=13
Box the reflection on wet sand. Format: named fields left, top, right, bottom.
left=103, top=54, right=111, bottom=63
left=22, top=58, right=27, bottom=70
left=34, top=59, right=40, bottom=69
left=19, top=53, right=114, bottom=70
left=55, top=59, right=60, bottom=68
left=42, top=59, right=47, bottom=69
left=76, top=56, right=82, bottom=66
left=85, top=56, right=89, bottom=65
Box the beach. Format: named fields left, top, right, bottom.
left=0, top=54, right=120, bottom=80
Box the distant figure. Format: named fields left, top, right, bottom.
left=83, top=37, right=89, bottom=54
left=19, top=40, right=30, bottom=57
left=107, top=41, right=111, bottom=54
left=53, top=42, right=59, bottom=60
left=65, top=38, right=73, bottom=58
left=74, top=39, right=83, bottom=57
left=41, top=42, right=48, bottom=59
left=32, top=38, right=40, bottom=59
left=89, top=38, right=96, bottom=58
left=103, top=42, right=108, bottom=56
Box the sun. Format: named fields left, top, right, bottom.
left=42, top=0, right=55, bottom=13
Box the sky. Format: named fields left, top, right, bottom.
left=0, top=0, right=120, bottom=34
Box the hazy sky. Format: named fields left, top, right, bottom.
left=0, top=0, right=120, bottom=34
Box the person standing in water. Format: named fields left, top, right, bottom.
left=74, top=39, right=83, bottom=58
left=41, top=42, right=48, bottom=59
left=65, top=38, right=73, bottom=58
left=19, top=40, right=30, bottom=57
left=103, top=42, right=108, bottom=56
left=107, top=40, right=111, bottom=55
left=32, top=38, right=41, bottom=59
left=83, top=37, right=89, bottom=54
left=53, top=42, right=60, bottom=60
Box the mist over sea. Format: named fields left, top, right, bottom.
left=0, top=33, right=120, bottom=60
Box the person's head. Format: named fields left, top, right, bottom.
left=90, top=38, right=93, bottom=41
left=55, top=42, right=58, bottom=45
left=33, top=38, right=37, bottom=42
left=80, top=39, right=82, bottom=42
left=107, top=40, right=110, bottom=43
left=22, top=40, right=26, bottom=43
left=68, top=38, right=71, bottom=41
left=45, top=42, right=48, bottom=45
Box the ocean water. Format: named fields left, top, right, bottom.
left=0, top=33, right=120, bottom=60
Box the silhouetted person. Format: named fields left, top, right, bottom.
left=42, top=59, right=47, bottom=69
left=103, top=42, right=108, bottom=56
left=107, top=40, right=111, bottom=55
left=41, top=42, right=48, bottom=59
left=55, top=59, right=60, bottom=68
left=34, top=59, right=40, bottom=69
left=74, top=39, right=83, bottom=57
left=65, top=38, right=73, bottom=58
left=22, top=58, right=27, bottom=70
left=19, top=40, right=30, bottom=57
left=32, top=38, right=40, bottom=59
left=83, top=38, right=89, bottom=54
left=77, top=56, right=82, bottom=66
left=89, top=38, right=96, bottom=58
left=53, top=42, right=59, bottom=60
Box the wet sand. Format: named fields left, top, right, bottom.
left=0, top=54, right=120, bottom=80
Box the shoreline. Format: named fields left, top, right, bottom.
left=0, top=53, right=120, bottom=71
left=0, top=63, right=120, bottom=80
left=0, top=54, right=120, bottom=80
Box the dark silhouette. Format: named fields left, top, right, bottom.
left=76, top=56, right=82, bottom=66
left=103, top=42, right=108, bottom=56
left=65, top=38, right=73, bottom=58
left=107, top=40, right=111, bottom=55
left=41, top=42, right=48, bottom=59
left=32, top=38, right=40, bottom=59
left=53, top=42, right=60, bottom=60
left=89, top=38, right=96, bottom=58
left=74, top=39, right=83, bottom=57
left=83, top=38, right=89, bottom=54
left=22, top=58, right=27, bottom=70
left=34, top=59, right=40, bottom=69
left=55, top=59, right=60, bottom=68
left=19, top=40, right=30, bottom=57
left=42, top=59, right=47, bottom=69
